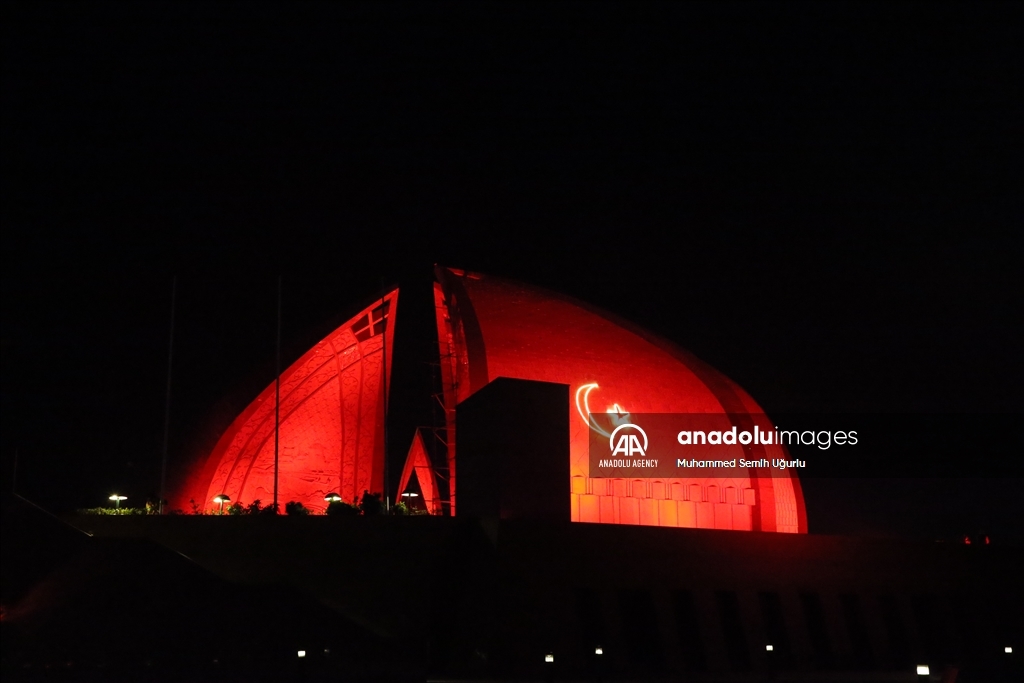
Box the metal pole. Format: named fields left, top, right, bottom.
left=159, top=276, right=176, bottom=514
left=274, top=276, right=281, bottom=513
left=381, top=283, right=389, bottom=510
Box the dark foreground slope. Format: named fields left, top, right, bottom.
left=0, top=494, right=415, bottom=682
left=41, top=510, right=1024, bottom=682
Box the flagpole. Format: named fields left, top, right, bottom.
left=274, top=276, right=282, bottom=513
left=381, top=282, right=389, bottom=511
left=158, top=276, right=176, bottom=514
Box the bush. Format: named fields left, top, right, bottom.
left=326, top=499, right=360, bottom=516
left=285, top=500, right=309, bottom=516
left=77, top=507, right=146, bottom=516
left=359, top=491, right=383, bottom=516
left=227, top=502, right=245, bottom=516
left=389, top=501, right=430, bottom=516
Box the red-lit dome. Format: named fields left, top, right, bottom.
left=432, top=266, right=806, bottom=532
left=177, top=270, right=805, bottom=533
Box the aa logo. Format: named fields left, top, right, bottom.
left=609, top=423, right=648, bottom=457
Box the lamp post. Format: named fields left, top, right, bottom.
left=213, top=494, right=230, bottom=515
left=324, top=493, right=342, bottom=513
left=108, top=494, right=127, bottom=509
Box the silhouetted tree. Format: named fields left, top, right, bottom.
left=360, top=490, right=383, bottom=516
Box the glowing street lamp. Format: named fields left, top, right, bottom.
left=213, top=494, right=230, bottom=514
left=766, top=644, right=774, bottom=651
left=108, top=494, right=127, bottom=509
left=1006, top=646, right=1013, bottom=654
left=401, top=492, right=419, bottom=498
left=916, top=664, right=930, bottom=677
left=594, top=647, right=603, bottom=655
left=544, top=653, right=554, bottom=663
left=324, top=493, right=343, bottom=503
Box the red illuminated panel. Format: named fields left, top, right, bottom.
left=434, top=267, right=806, bottom=533
left=175, top=291, right=398, bottom=513
left=395, top=429, right=443, bottom=515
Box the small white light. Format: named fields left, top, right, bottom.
left=544, top=654, right=554, bottom=663
left=297, top=650, right=306, bottom=658
left=594, top=647, right=603, bottom=655
left=766, top=644, right=774, bottom=651
left=916, top=664, right=930, bottom=675
left=1006, top=646, right=1013, bottom=653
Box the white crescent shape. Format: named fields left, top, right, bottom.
left=575, top=382, right=611, bottom=437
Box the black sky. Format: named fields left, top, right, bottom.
left=2, top=2, right=1021, bottom=536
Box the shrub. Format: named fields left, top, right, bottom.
left=389, top=501, right=430, bottom=515
left=285, top=501, right=309, bottom=516
left=326, top=499, right=360, bottom=516
left=227, top=502, right=245, bottom=516
left=359, top=491, right=383, bottom=516
left=76, top=507, right=147, bottom=516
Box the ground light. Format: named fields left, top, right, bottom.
left=1006, top=646, right=1013, bottom=653
left=297, top=650, right=305, bottom=658
left=324, top=493, right=342, bottom=503
left=108, top=494, right=127, bottom=509
left=594, top=647, right=603, bottom=655
left=213, top=494, right=230, bottom=514
left=916, top=664, right=930, bottom=676
left=766, top=644, right=774, bottom=651
left=544, top=654, right=554, bottom=663
left=401, top=492, right=419, bottom=498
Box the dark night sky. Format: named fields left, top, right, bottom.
left=2, top=2, right=1021, bottom=538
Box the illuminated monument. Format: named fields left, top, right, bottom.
left=65, top=272, right=1020, bottom=681
left=177, top=267, right=806, bottom=533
